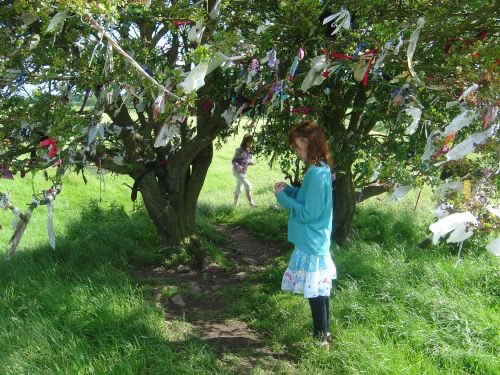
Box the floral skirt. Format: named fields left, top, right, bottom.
left=281, top=248, right=337, bottom=298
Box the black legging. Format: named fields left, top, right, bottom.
left=308, top=296, right=329, bottom=339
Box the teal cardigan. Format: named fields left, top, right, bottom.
left=276, top=163, right=333, bottom=256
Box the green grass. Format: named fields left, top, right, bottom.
left=1, top=132, right=499, bottom=374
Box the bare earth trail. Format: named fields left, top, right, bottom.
left=132, top=224, right=296, bottom=373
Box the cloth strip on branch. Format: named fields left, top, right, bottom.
left=446, top=126, right=497, bottom=161
left=301, top=55, right=328, bottom=91
left=405, top=107, right=422, bottom=135
left=486, top=238, right=500, bottom=256
left=86, top=17, right=181, bottom=100
left=391, top=184, right=412, bottom=201
left=209, top=0, right=222, bottom=20
left=429, top=211, right=478, bottom=245
left=179, top=63, right=209, bottom=94
left=188, top=21, right=205, bottom=44
left=458, top=83, right=479, bottom=102
left=5, top=186, right=61, bottom=259
left=6, top=205, right=35, bottom=259
left=442, top=110, right=478, bottom=137
left=322, top=8, right=351, bottom=35
left=407, top=17, right=425, bottom=83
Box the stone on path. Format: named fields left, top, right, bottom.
left=170, top=294, right=186, bottom=306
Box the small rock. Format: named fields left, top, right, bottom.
left=235, top=271, right=246, bottom=279
left=170, top=294, right=186, bottom=306
left=176, top=264, right=191, bottom=273
left=242, top=257, right=258, bottom=266
left=205, top=262, right=222, bottom=272
left=189, top=282, right=202, bottom=292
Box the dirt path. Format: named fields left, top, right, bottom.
left=132, top=224, right=292, bottom=372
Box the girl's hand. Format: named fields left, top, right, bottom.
left=274, top=181, right=286, bottom=195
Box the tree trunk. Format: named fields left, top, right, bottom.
left=333, top=168, right=356, bottom=244
left=138, top=143, right=214, bottom=269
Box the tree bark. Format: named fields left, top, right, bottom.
left=137, top=142, right=214, bottom=268
left=333, top=169, right=356, bottom=244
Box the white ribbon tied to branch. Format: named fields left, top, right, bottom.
left=446, top=125, right=497, bottom=161
left=442, top=110, right=478, bottom=137
left=391, top=184, right=412, bottom=202
left=46, top=194, right=56, bottom=250
left=86, top=17, right=181, bottom=100
left=429, top=211, right=478, bottom=244
left=209, top=0, right=222, bottom=20
left=301, top=55, right=328, bottom=91
left=188, top=21, right=206, bottom=45
left=405, top=107, right=422, bottom=135
left=322, top=8, right=351, bottom=35
left=154, top=123, right=180, bottom=148
left=407, top=17, right=425, bottom=83
left=179, top=62, right=209, bottom=94
left=486, top=238, right=500, bottom=256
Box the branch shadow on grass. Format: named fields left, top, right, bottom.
left=0, top=200, right=225, bottom=374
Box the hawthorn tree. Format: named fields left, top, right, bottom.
left=0, top=0, right=278, bottom=265
left=238, top=0, right=498, bottom=244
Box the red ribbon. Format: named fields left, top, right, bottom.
left=39, top=138, right=58, bottom=158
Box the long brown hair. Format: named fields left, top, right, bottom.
left=288, top=121, right=333, bottom=167
left=240, top=134, right=253, bottom=150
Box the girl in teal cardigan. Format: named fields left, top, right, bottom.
left=274, top=121, right=336, bottom=351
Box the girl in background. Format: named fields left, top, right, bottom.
left=274, top=121, right=336, bottom=351
left=232, top=134, right=257, bottom=207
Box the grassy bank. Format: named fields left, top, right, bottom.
left=0, top=133, right=498, bottom=374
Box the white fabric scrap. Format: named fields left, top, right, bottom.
left=486, top=238, right=500, bottom=256
left=486, top=205, right=500, bottom=217
left=447, top=126, right=497, bottom=161
left=374, top=42, right=392, bottom=70
left=152, top=93, right=165, bottom=120
left=206, top=53, right=231, bottom=74
left=154, top=124, right=179, bottom=148
left=209, top=0, right=222, bottom=20
left=256, top=20, right=274, bottom=34
left=457, top=83, right=479, bottom=102
left=46, top=11, right=69, bottom=33
left=46, top=195, right=55, bottom=250
left=179, top=62, right=208, bottom=93
left=391, top=184, right=412, bottom=202
left=429, top=212, right=478, bottom=244
left=434, top=203, right=452, bottom=219
left=21, top=12, right=39, bottom=26
left=370, top=164, right=382, bottom=181
left=113, top=153, right=125, bottom=165
left=104, top=40, right=114, bottom=77
left=188, top=21, right=205, bottom=44
left=447, top=223, right=474, bottom=243
left=29, top=34, right=40, bottom=49
left=422, top=130, right=440, bottom=161
left=434, top=181, right=464, bottom=199
left=221, top=107, right=236, bottom=125
left=405, top=107, right=422, bottom=135
left=88, top=123, right=105, bottom=145
left=442, top=110, right=478, bottom=137
left=394, top=33, right=404, bottom=55
left=112, top=124, right=122, bottom=135
left=11, top=207, right=21, bottom=228
left=322, top=8, right=351, bottom=35
left=300, top=55, right=328, bottom=91
left=407, top=17, right=425, bottom=82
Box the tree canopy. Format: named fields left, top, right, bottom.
left=0, top=0, right=498, bottom=261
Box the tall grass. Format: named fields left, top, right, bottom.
left=0, top=132, right=498, bottom=374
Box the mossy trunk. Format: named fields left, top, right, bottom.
left=138, top=143, right=214, bottom=268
